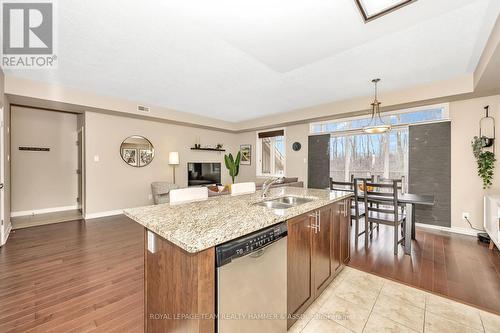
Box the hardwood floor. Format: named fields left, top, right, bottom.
left=1, top=214, right=499, bottom=332
left=0, top=216, right=144, bottom=333
left=349, top=221, right=500, bottom=315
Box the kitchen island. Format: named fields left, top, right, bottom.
left=125, top=187, right=352, bottom=333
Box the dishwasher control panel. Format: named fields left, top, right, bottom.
left=216, top=222, right=287, bottom=267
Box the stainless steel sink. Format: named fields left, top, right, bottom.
left=274, top=196, right=314, bottom=205
left=254, top=196, right=315, bottom=210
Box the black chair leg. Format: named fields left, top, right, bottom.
left=394, top=224, right=398, bottom=255
left=354, top=217, right=359, bottom=247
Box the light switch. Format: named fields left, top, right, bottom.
left=94, top=155, right=100, bottom=162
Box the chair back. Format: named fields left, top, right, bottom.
left=231, top=182, right=256, bottom=196
left=170, top=187, right=208, bottom=205
left=376, top=175, right=406, bottom=193
left=362, top=180, right=400, bottom=219
left=330, top=178, right=354, bottom=192
left=350, top=174, right=375, bottom=183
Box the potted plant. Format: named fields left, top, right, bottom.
left=224, top=151, right=241, bottom=184
left=472, top=136, right=496, bottom=189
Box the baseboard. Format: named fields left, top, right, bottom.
left=84, top=209, right=123, bottom=220
left=415, top=223, right=479, bottom=236
left=1, top=222, right=12, bottom=246
left=11, top=205, right=78, bottom=218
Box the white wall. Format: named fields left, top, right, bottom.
left=450, top=94, right=500, bottom=230
left=84, top=112, right=249, bottom=215
left=11, top=107, right=78, bottom=214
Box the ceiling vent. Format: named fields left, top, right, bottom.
left=137, top=105, right=150, bottom=113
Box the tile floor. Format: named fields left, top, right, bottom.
left=289, top=267, right=500, bottom=333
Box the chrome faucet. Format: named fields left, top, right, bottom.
left=261, top=177, right=283, bottom=198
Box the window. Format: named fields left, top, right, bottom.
left=355, top=0, right=417, bottom=22
left=330, top=128, right=408, bottom=182
left=310, top=104, right=448, bottom=134
left=257, top=129, right=285, bottom=176
left=311, top=104, right=448, bottom=184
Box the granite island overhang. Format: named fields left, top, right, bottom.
left=124, top=187, right=353, bottom=333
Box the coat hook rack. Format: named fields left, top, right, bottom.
left=479, top=105, right=495, bottom=149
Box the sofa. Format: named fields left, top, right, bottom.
left=151, top=182, right=180, bottom=204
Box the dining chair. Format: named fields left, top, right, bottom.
left=362, top=179, right=406, bottom=255
left=231, top=182, right=256, bottom=196
left=376, top=175, right=406, bottom=193
left=169, top=187, right=208, bottom=205
left=330, top=178, right=365, bottom=246
left=350, top=174, right=375, bottom=183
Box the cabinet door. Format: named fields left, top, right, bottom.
left=313, top=206, right=333, bottom=295
left=287, top=213, right=314, bottom=328
left=340, top=199, right=351, bottom=264
left=331, top=202, right=342, bottom=274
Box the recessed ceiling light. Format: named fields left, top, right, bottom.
left=355, top=0, right=417, bottom=23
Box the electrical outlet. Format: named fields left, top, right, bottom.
left=462, top=212, right=470, bottom=220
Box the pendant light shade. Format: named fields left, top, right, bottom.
left=363, top=78, right=391, bottom=134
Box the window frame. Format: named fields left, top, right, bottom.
left=310, top=103, right=449, bottom=136
left=256, top=127, right=286, bottom=177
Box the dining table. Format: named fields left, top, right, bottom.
left=338, top=188, right=435, bottom=255
left=396, top=194, right=435, bottom=254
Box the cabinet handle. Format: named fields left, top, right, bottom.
left=308, top=213, right=318, bottom=233
left=317, top=211, right=321, bottom=232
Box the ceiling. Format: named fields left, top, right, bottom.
left=4, top=0, right=500, bottom=122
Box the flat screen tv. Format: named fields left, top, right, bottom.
left=188, top=162, right=221, bottom=186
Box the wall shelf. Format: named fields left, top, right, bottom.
left=190, top=147, right=226, bottom=152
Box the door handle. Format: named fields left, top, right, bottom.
left=0, top=183, right=3, bottom=189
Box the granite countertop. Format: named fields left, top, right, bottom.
left=124, top=187, right=352, bottom=253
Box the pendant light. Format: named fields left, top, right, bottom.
left=363, top=78, right=391, bottom=134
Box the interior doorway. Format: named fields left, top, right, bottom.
left=10, top=106, right=84, bottom=229
left=0, top=106, right=5, bottom=243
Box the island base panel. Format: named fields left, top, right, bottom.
left=144, top=229, right=215, bottom=333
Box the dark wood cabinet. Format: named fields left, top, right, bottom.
left=340, top=199, right=351, bottom=264
left=331, top=201, right=342, bottom=274
left=287, top=199, right=351, bottom=329
left=287, top=213, right=314, bottom=328
left=313, top=206, right=333, bottom=295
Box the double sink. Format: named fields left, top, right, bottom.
left=254, top=196, right=315, bottom=210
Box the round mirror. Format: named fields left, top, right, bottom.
left=120, top=136, right=155, bottom=167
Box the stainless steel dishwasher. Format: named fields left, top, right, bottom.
left=216, top=222, right=287, bottom=333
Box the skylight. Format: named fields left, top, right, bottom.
left=355, top=0, right=417, bottom=22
